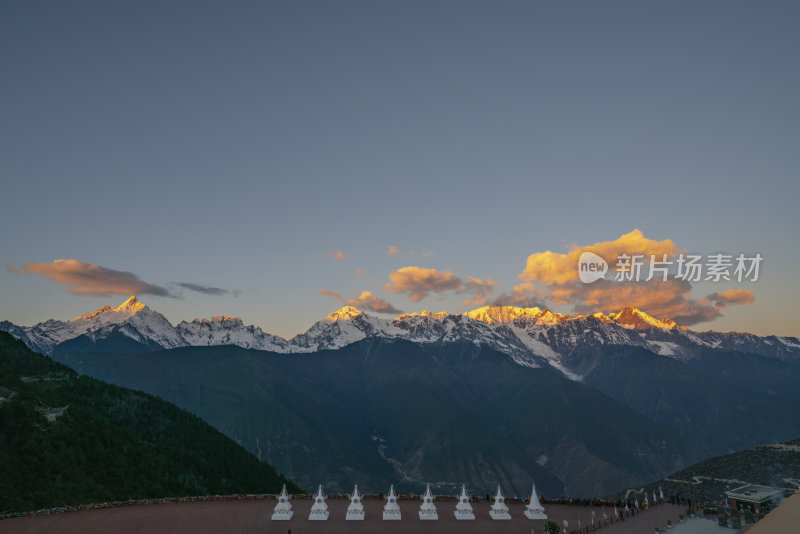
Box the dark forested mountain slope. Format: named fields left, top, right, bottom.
left=0, top=332, right=299, bottom=513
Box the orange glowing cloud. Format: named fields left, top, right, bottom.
left=326, top=250, right=349, bottom=261
left=385, top=266, right=497, bottom=304
left=520, top=229, right=678, bottom=286
left=385, top=266, right=463, bottom=301
left=387, top=245, right=417, bottom=257
left=318, top=289, right=344, bottom=302
left=8, top=259, right=171, bottom=297
left=348, top=290, right=403, bottom=314
left=517, top=230, right=755, bottom=326
left=570, top=278, right=724, bottom=324
left=489, top=282, right=548, bottom=308
left=461, top=276, right=499, bottom=307
left=708, top=289, right=755, bottom=307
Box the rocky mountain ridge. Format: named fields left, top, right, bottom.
left=3, top=297, right=798, bottom=380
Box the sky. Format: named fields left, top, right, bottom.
left=1, top=1, right=798, bottom=338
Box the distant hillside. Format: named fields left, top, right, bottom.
left=0, top=332, right=300, bottom=513
left=569, top=345, right=800, bottom=454
left=615, top=436, right=800, bottom=503
left=54, top=338, right=705, bottom=498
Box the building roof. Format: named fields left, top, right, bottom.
left=725, top=484, right=784, bottom=504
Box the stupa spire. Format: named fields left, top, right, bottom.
left=346, top=484, right=365, bottom=520
left=418, top=484, right=438, bottom=520
left=270, top=484, right=293, bottom=520
left=524, top=483, right=547, bottom=520
left=383, top=484, right=401, bottom=520
left=454, top=484, right=475, bottom=520
left=308, top=484, right=329, bottom=520
left=489, top=484, right=511, bottom=520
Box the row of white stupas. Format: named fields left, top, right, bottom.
left=271, top=483, right=547, bottom=521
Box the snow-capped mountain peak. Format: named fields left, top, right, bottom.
left=3, top=295, right=183, bottom=354
left=606, top=307, right=684, bottom=331
left=4, top=298, right=799, bottom=381
left=115, top=295, right=146, bottom=314
left=536, top=309, right=572, bottom=326
left=73, top=296, right=147, bottom=323
left=396, top=310, right=449, bottom=320
left=325, top=306, right=365, bottom=321
left=290, top=306, right=399, bottom=352
left=73, top=304, right=114, bottom=321
left=465, top=305, right=544, bottom=324
left=177, top=316, right=287, bottom=352
left=199, top=315, right=244, bottom=325
left=464, top=305, right=571, bottom=327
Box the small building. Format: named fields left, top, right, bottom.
left=725, top=484, right=784, bottom=515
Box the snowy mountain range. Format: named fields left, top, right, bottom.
left=2, top=296, right=799, bottom=380
left=11, top=296, right=799, bottom=497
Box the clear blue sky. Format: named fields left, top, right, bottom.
left=2, top=1, right=798, bottom=338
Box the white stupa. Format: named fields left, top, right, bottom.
left=346, top=484, right=365, bottom=520
left=418, top=484, right=438, bottom=520
left=270, top=484, right=293, bottom=520
left=644, top=493, right=649, bottom=508
left=308, top=484, right=329, bottom=520
left=524, top=484, right=547, bottom=520
left=383, top=484, right=401, bottom=520
left=489, top=485, right=511, bottom=520
left=659, top=486, right=665, bottom=502
left=454, top=485, right=475, bottom=520
left=653, top=490, right=657, bottom=505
